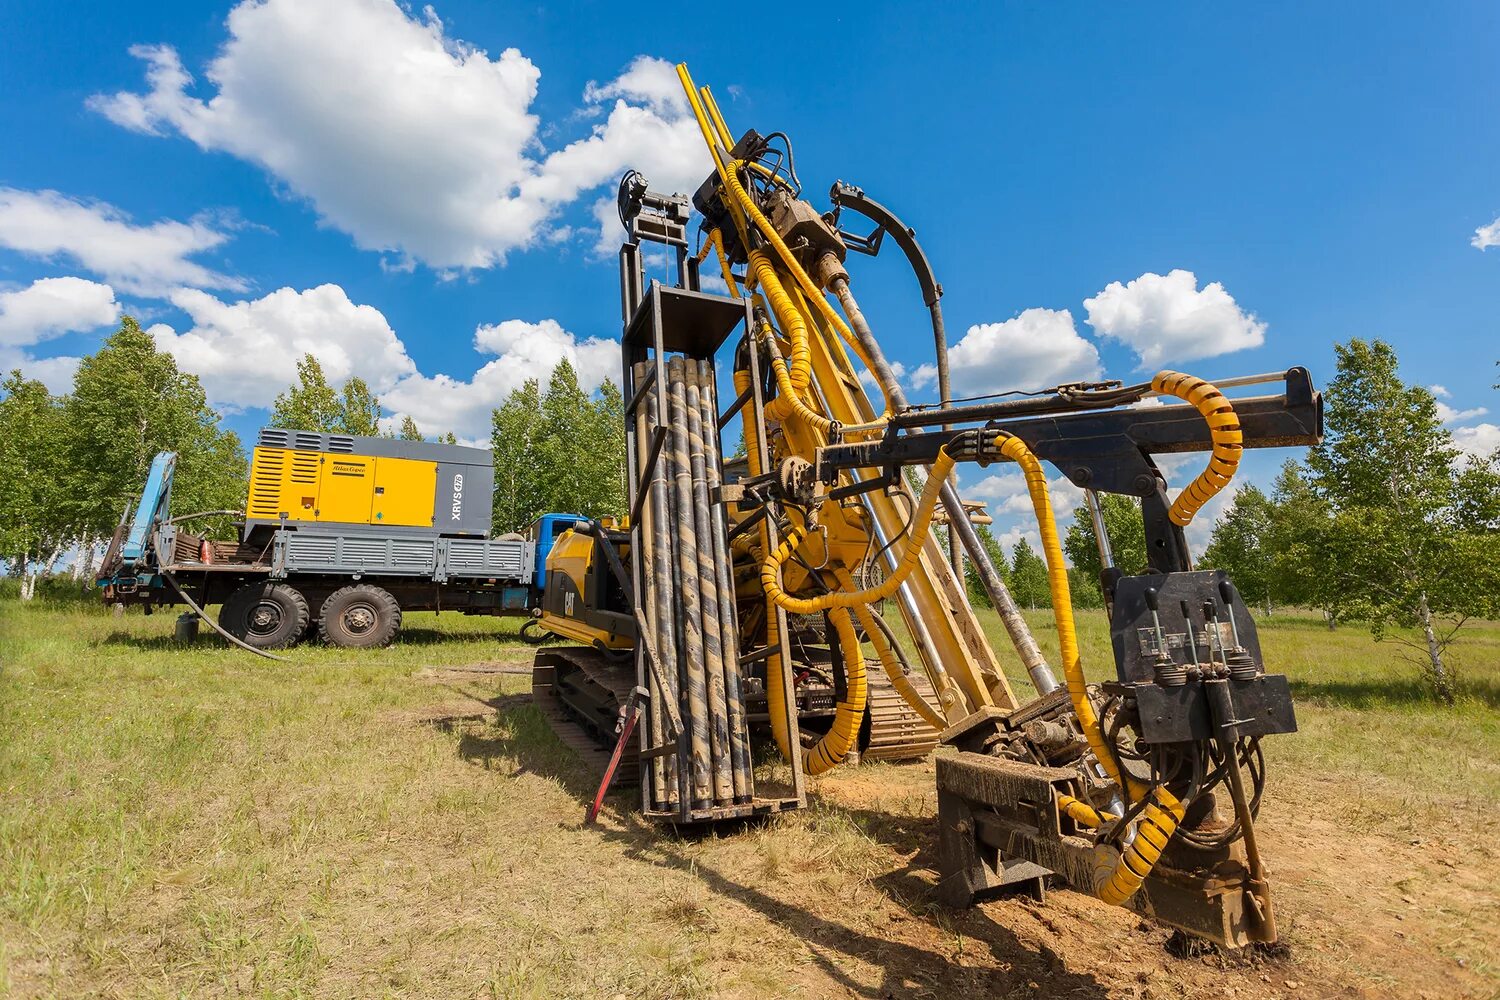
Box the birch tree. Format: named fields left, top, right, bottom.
left=1306, top=339, right=1499, bottom=704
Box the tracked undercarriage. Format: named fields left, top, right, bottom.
left=531, top=645, right=941, bottom=788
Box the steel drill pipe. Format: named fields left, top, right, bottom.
left=632, top=362, right=669, bottom=809
left=644, top=365, right=683, bottom=808
left=685, top=368, right=735, bottom=805
left=667, top=360, right=713, bottom=810
left=696, top=360, right=753, bottom=802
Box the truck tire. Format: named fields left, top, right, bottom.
left=220, top=582, right=310, bottom=649
left=319, top=585, right=401, bottom=648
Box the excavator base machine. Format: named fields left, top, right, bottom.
left=529, top=64, right=1323, bottom=952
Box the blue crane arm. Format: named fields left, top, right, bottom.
left=120, top=452, right=178, bottom=565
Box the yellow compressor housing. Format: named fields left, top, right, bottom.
left=243, top=428, right=495, bottom=537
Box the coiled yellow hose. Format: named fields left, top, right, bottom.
left=994, top=432, right=1185, bottom=905
left=832, top=566, right=947, bottom=732
left=760, top=448, right=955, bottom=615
left=803, top=606, right=868, bottom=775
left=1151, top=371, right=1242, bottom=526
left=757, top=321, right=837, bottom=436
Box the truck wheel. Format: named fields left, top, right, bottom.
left=319, top=585, right=401, bottom=648
left=220, top=582, right=310, bottom=649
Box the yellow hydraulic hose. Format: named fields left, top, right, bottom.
left=1058, top=794, right=1117, bottom=829
left=737, top=361, right=867, bottom=773
left=721, top=162, right=872, bottom=369
left=1151, top=371, right=1242, bottom=526
left=832, top=566, right=947, bottom=732
left=994, top=432, right=1185, bottom=906
left=695, top=228, right=741, bottom=299
left=751, top=251, right=812, bottom=396
left=760, top=448, right=955, bottom=616
left=736, top=365, right=794, bottom=764
left=804, top=606, right=869, bottom=775
left=758, top=321, right=837, bottom=436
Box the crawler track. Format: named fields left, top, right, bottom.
left=861, top=668, right=943, bottom=763
left=531, top=647, right=640, bottom=785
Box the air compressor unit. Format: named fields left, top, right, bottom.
left=244, top=428, right=493, bottom=540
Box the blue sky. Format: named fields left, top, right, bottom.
left=2, top=1, right=1496, bottom=552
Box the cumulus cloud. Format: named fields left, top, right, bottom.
left=1472, top=217, right=1500, bottom=251
left=1453, top=423, right=1500, bottom=464
left=91, top=0, right=709, bottom=270
left=0, top=277, right=120, bottom=347
left=382, top=318, right=617, bottom=440
left=148, top=284, right=416, bottom=410
left=0, top=277, right=121, bottom=393
left=1084, top=269, right=1265, bottom=369
left=0, top=189, right=242, bottom=296
left=910, top=308, right=1101, bottom=396
left=135, top=277, right=616, bottom=439
left=1436, top=400, right=1489, bottom=424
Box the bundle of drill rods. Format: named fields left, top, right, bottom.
left=634, top=357, right=753, bottom=813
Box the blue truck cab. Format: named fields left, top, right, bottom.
left=530, top=513, right=587, bottom=592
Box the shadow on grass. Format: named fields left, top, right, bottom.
left=595, top=812, right=1109, bottom=999
left=432, top=685, right=604, bottom=803
left=1291, top=676, right=1500, bottom=711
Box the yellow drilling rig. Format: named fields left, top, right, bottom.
left=529, top=65, right=1323, bottom=951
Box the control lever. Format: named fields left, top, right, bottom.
left=1202, top=600, right=1227, bottom=675
left=1179, top=599, right=1202, bottom=678
left=1145, top=587, right=1185, bottom=686
left=1218, top=579, right=1259, bottom=680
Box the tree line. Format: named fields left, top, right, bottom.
left=0, top=317, right=627, bottom=598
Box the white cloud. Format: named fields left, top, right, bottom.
left=1429, top=384, right=1450, bottom=398
left=1084, top=269, right=1265, bottom=369
left=148, top=284, right=416, bottom=410
left=1472, top=217, right=1500, bottom=251
left=0, top=277, right=120, bottom=347
left=964, top=471, right=1025, bottom=501
left=91, top=1, right=708, bottom=270
left=382, top=318, right=617, bottom=441
left=0, top=189, right=242, bottom=296
left=1436, top=400, right=1488, bottom=424
left=0, top=349, right=83, bottom=394
left=910, top=308, right=1101, bottom=396
left=138, top=278, right=617, bottom=440
left=1453, top=423, right=1500, bottom=464
left=0, top=277, right=121, bottom=392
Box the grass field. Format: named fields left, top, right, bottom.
left=1, top=590, right=1496, bottom=998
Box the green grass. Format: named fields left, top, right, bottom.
left=1, top=594, right=1496, bottom=997
left=998, top=606, right=1500, bottom=815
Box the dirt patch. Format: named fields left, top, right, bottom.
left=797, top=763, right=1496, bottom=1000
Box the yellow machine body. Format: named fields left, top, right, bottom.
left=537, top=528, right=635, bottom=651
left=246, top=446, right=438, bottom=529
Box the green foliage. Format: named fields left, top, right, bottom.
left=0, top=372, right=71, bottom=589
left=337, top=376, right=383, bottom=436
left=270, top=355, right=341, bottom=432
left=65, top=318, right=246, bottom=542
left=962, top=523, right=1011, bottom=608
left=1299, top=338, right=1500, bottom=703
left=398, top=414, right=423, bottom=441
left=270, top=355, right=387, bottom=436
left=490, top=363, right=626, bottom=533
left=1009, top=537, right=1051, bottom=610
left=1063, top=492, right=1147, bottom=580
left=1200, top=485, right=1276, bottom=610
